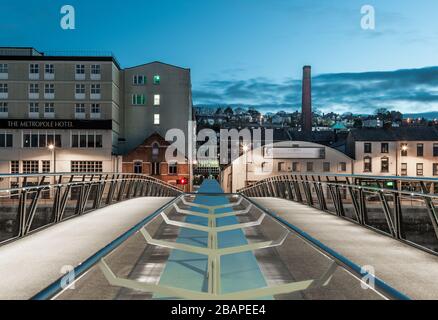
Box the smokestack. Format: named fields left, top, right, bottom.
left=301, top=65, right=312, bottom=134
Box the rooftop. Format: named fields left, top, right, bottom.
left=349, top=126, right=438, bottom=141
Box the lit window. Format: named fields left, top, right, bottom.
left=154, top=114, right=160, bottom=125
left=154, top=94, right=160, bottom=106
left=153, top=75, right=160, bottom=84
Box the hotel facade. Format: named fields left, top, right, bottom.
left=0, top=47, right=193, bottom=188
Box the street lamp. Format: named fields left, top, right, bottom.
left=48, top=144, right=56, bottom=173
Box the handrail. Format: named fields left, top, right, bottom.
left=0, top=173, right=183, bottom=245
left=239, top=173, right=438, bottom=256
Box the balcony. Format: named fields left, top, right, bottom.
left=44, top=73, right=55, bottom=80
left=44, top=112, right=55, bottom=119
left=75, top=112, right=86, bottom=119
left=29, top=93, right=39, bottom=100
left=75, top=73, right=86, bottom=80
left=0, top=73, right=8, bottom=80
left=0, top=111, right=8, bottom=118
left=28, top=112, right=40, bottom=119
left=0, top=93, right=8, bottom=99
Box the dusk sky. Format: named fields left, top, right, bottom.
left=1, top=0, right=438, bottom=114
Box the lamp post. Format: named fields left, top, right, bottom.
left=48, top=144, right=56, bottom=173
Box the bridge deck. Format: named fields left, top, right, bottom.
left=0, top=197, right=173, bottom=300
left=253, top=197, right=438, bottom=300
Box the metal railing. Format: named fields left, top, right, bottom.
left=0, top=173, right=183, bottom=245
left=239, top=174, right=438, bottom=255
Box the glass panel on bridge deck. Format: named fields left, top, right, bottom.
left=53, top=194, right=386, bottom=300
left=399, top=195, right=438, bottom=253
left=323, top=185, right=336, bottom=214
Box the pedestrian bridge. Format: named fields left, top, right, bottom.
left=0, top=173, right=438, bottom=300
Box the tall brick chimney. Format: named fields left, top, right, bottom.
left=301, top=65, right=312, bottom=134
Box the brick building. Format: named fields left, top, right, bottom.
left=122, top=132, right=190, bottom=191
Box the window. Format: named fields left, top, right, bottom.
left=44, top=103, right=54, bottom=113
left=323, top=162, right=330, bottom=172
left=71, top=132, right=103, bottom=148
left=433, top=164, right=438, bottom=176
left=434, top=144, right=438, bottom=157
left=10, top=161, right=19, bottom=174
left=292, top=162, right=300, bottom=172
left=261, top=162, right=272, bottom=173
left=134, top=161, right=142, bottom=174
left=0, top=83, right=8, bottom=93
left=338, top=162, right=347, bottom=172
left=23, top=132, right=61, bottom=148
left=0, top=133, right=13, bottom=148
left=29, top=83, right=39, bottom=97
left=154, top=94, right=160, bottom=106
left=75, top=84, right=86, bottom=94
left=416, top=163, right=424, bottom=176
left=23, top=160, right=39, bottom=174
left=381, top=157, right=389, bottom=173
left=91, top=84, right=101, bottom=94
left=381, top=143, right=389, bottom=153
left=152, top=162, right=160, bottom=175
left=45, top=84, right=55, bottom=94
left=0, top=102, right=8, bottom=113
left=401, top=143, right=408, bottom=157
left=29, top=102, right=39, bottom=113
left=132, top=94, right=145, bottom=105
left=75, top=103, right=85, bottom=113
left=75, top=64, right=85, bottom=74
left=42, top=160, right=50, bottom=173
left=278, top=162, right=287, bottom=172
left=169, top=162, right=177, bottom=175
left=364, top=143, right=372, bottom=153
left=91, top=65, right=101, bottom=75
left=364, top=156, right=372, bottom=172
left=153, top=75, right=160, bottom=84
left=417, top=143, right=424, bottom=157
left=306, top=162, right=313, bottom=172
left=401, top=163, right=407, bottom=176
left=152, top=143, right=159, bottom=157
left=45, top=64, right=54, bottom=74
left=133, top=75, right=146, bottom=85
left=0, top=64, right=8, bottom=73
left=91, top=103, right=100, bottom=114
left=71, top=161, right=103, bottom=173
left=154, top=114, right=160, bottom=125
left=29, top=64, right=39, bottom=74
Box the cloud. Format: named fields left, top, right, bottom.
left=193, top=66, right=438, bottom=115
